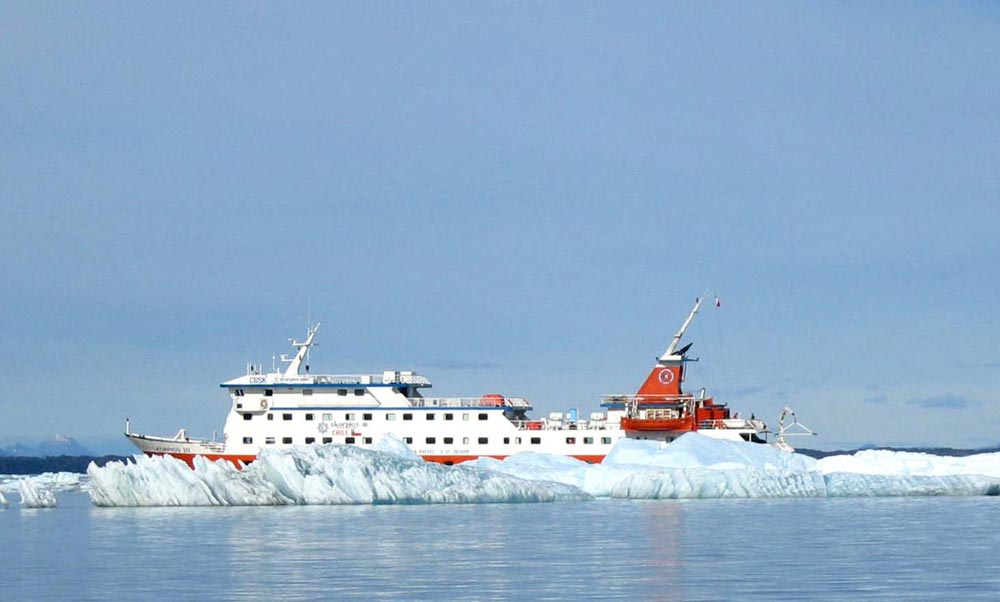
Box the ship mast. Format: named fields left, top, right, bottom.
left=660, top=296, right=705, bottom=360
left=281, top=323, right=321, bottom=376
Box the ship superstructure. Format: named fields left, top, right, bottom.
left=127, top=299, right=791, bottom=467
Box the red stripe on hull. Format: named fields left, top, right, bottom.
left=145, top=451, right=256, bottom=469
left=145, top=451, right=607, bottom=469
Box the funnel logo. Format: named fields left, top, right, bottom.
left=657, top=368, right=675, bottom=385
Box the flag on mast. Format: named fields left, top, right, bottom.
left=715, top=296, right=721, bottom=308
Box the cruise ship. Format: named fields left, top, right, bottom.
left=127, top=298, right=802, bottom=467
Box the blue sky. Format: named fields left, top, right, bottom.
left=2, top=3, right=998, bottom=453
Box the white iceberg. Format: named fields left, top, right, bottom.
left=18, top=478, right=57, bottom=508
left=87, top=437, right=590, bottom=507
left=84, top=433, right=1000, bottom=507
left=0, top=490, right=7, bottom=507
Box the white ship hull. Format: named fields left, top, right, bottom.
left=126, top=299, right=793, bottom=468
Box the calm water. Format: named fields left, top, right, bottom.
left=2, top=493, right=998, bottom=601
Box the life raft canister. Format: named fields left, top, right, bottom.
left=480, top=393, right=505, bottom=407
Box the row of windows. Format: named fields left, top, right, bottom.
left=236, top=388, right=366, bottom=397
left=242, top=435, right=615, bottom=446
left=244, top=412, right=492, bottom=422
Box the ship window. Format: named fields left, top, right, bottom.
left=234, top=389, right=244, bottom=397
left=462, top=413, right=469, bottom=421
left=584, top=437, right=594, bottom=444
left=354, top=389, right=364, bottom=396
left=566, top=437, right=576, bottom=444
left=530, top=437, right=541, bottom=445
left=236, top=403, right=243, bottom=409
left=283, top=414, right=292, bottom=421
left=426, top=437, right=436, bottom=444
left=243, top=413, right=252, bottom=421
left=322, top=413, right=332, bottom=421
left=426, top=413, right=435, bottom=421
left=478, top=437, right=488, bottom=444
left=462, top=437, right=469, bottom=444
left=478, top=413, right=488, bottom=421
left=305, top=413, right=314, bottom=421
left=386, top=413, right=396, bottom=421
left=322, top=437, right=332, bottom=444
left=601, top=437, right=612, bottom=444
left=363, top=413, right=372, bottom=421
left=338, top=389, right=347, bottom=396
left=305, top=437, right=315, bottom=444
left=404, top=437, right=413, bottom=444
left=267, top=414, right=274, bottom=421
left=515, top=437, right=521, bottom=444
left=403, top=413, right=413, bottom=421
left=282, top=437, right=292, bottom=444
left=345, top=413, right=355, bottom=421
left=242, top=437, right=253, bottom=444
left=444, top=437, right=453, bottom=444
left=265, top=437, right=275, bottom=445
left=364, top=437, right=372, bottom=444
left=346, top=437, right=356, bottom=444
left=265, top=389, right=273, bottom=397
left=503, top=437, right=510, bottom=444
left=303, top=388, right=313, bottom=396
left=444, top=413, right=454, bottom=421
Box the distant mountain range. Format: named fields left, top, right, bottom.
left=0, top=434, right=93, bottom=457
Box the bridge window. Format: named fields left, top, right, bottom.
left=322, top=437, right=332, bottom=444
left=516, top=437, right=522, bottom=444
left=386, top=413, right=396, bottom=421
left=426, top=437, right=436, bottom=444
left=583, top=437, right=594, bottom=444
left=283, top=414, right=292, bottom=421
left=478, top=413, right=488, bottom=421
left=305, top=437, right=315, bottom=444
left=363, top=437, right=372, bottom=444
left=444, top=413, right=454, bottom=421
left=264, top=389, right=273, bottom=397
left=243, top=414, right=253, bottom=421
left=267, top=414, right=274, bottom=421
left=426, top=413, right=435, bottom=421
left=530, top=437, right=541, bottom=445
left=282, top=437, right=292, bottom=444
left=303, top=389, right=313, bottom=396
left=601, top=437, right=612, bottom=444
left=363, top=413, right=372, bottom=421
left=566, top=437, right=576, bottom=444
left=403, top=437, right=413, bottom=444
left=322, top=413, right=332, bottom=421
left=444, top=437, right=453, bottom=444
left=234, top=389, right=244, bottom=396
left=354, top=389, right=364, bottom=396
left=265, top=437, right=275, bottom=445
left=462, top=413, right=469, bottom=421
left=242, top=437, right=253, bottom=444
left=503, top=437, right=510, bottom=444
left=478, top=437, right=488, bottom=444
left=345, top=413, right=355, bottom=421
left=403, top=413, right=413, bottom=421
left=462, top=437, right=469, bottom=444
left=338, top=389, right=347, bottom=396
left=305, top=413, right=314, bottom=421
left=345, top=437, right=356, bottom=444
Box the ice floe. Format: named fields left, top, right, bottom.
left=87, top=440, right=589, bottom=507
left=18, top=478, right=58, bottom=508
left=80, top=433, right=1000, bottom=507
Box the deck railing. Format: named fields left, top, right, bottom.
left=406, top=396, right=533, bottom=409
